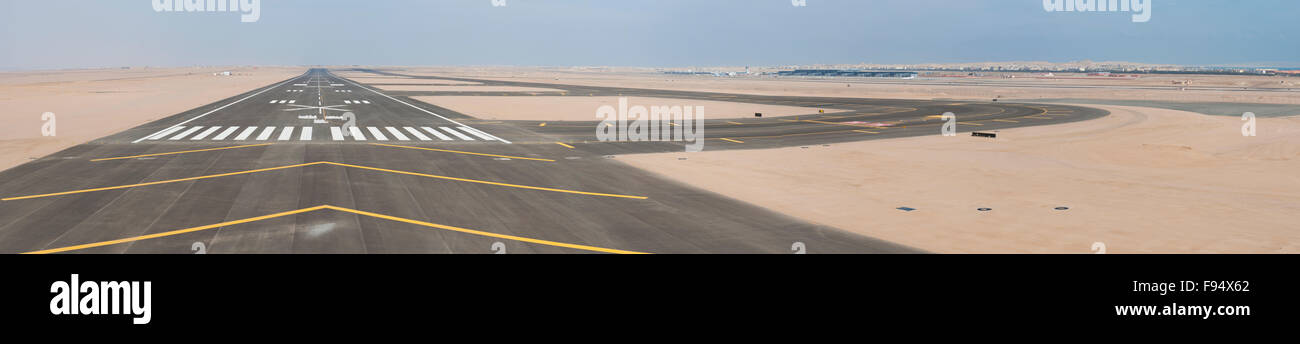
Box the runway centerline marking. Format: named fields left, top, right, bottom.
left=22, top=205, right=648, bottom=255
left=91, top=143, right=275, bottom=162
left=1, top=161, right=644, bottom=201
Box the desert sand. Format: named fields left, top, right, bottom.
left=413, top=96, right=840, bottom=121
left=0, top=67, right=305, bottom=171
left=347, top=77, right=482, bottom=85
left=619, top=105, right=1300, bottom=253
left=379, top=66, right=1300, bottom=105
left=375, top=85, right=564, bottom=93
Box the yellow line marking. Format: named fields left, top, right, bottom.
left=555, top=142, right=575, bottom=149
left=23, top=206, right=329, bottom=254
left=797, top=119, right=894, bottom=129
left=538, top=122, right=547, bottom=127
left=958, top=122, right=984, bottom=126
left=23, top=205, right=647, bottom=255
left=3, top=161, right=646, bottom=201
left=720, top=138, right=744, bottom=144
left=91, top=143, right=274, bottom=162
left=325, top=162, right=646, bottom=200
left=853, top=130, right=880, bottom=134
left=992, top=119, right=1019, bottom=123
left=2, top=162, right=319, bottom=201
left=328, top=206, right=647, bottom=254
left=369, top=143, right=554, bottom=162
left=727, top=121, right=744, bottom=125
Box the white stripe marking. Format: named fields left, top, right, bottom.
left=190, top=126, right=222, bottom=140
left=404, top=127, right=431, bottom=141
left=277, top=127, right=295, bottom=141
left=234, top=127, right=259, bottom=141
left=212, top=127, right=240, bottom=140
left=169, top=126, right=204, bottom=140
left=270, top=100, right=279, bottom=104
left=255, top=127, right=276, bottom=141
left=385, top=127, right=410, bottom=141
left=344, top=100, right=352, bottom=104
left=330, top=127, right=345, bottom=141
left=336, top=74, right=511, bottom=144
left=289, top=100, right=296, bottom=104
left=458, top=126, right=497, bottom=141
left=362, top=100, right=370, bottom=104
left=348, top=126, right=367, bottom=140
left=367, top=127, right=389, bottom=141
left=144, top=126, right=185, bottom=140
left=300, top=127, right=313, bottom=141
left=440, top=127, right=474, bottom=140
left=422, top=127, right=452, bottom=141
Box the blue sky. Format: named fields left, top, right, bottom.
left=1, top=0, right=1296, bottom=70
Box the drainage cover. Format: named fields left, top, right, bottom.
left=1055, top=207, right=1070, bottom=211
left=977, top=208, right=993, bottom=212
left=896, top=207, right=916, bottom=212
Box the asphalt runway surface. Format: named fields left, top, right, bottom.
left=0, top=68, right=1108, bottom=254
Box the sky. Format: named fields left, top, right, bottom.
left=1, top=0, right=1297, bottom=70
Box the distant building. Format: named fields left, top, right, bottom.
left=776, top=69, right=917, bottom=78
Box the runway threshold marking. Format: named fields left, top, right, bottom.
left=1, top=161, right=645, bottom=201
left=335, top=74, right=512, bottom=144
left=369, top=143, right=555, bottom=162
left=90, top=143, right=275, bottom=162
left=555, top=142, right=575, bottom=149
left=720, top=138, right=745, bottom=144
left=22, top=205, right=648, bottom=255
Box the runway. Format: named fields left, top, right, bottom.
left=0, top=68, right=1107, bottom=254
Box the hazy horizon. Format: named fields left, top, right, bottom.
left=2, top=0, right=1297, bottom=70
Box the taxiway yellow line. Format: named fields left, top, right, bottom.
left=326, top=206, right=648, bottom=254
left=369, top=143, right=554, bottom=162
left=23, top=206, right=330, bottom=254
left=2, top=162, right=323, bottom=201
left=91, top=143, right=275, bottom=162
left=3, top=161, right=647, bottom=201
left=23, top=205, right=648, bottom=255
left=324, top=162, right=647, bottom=200
left=719, top=138, right=745, bottom=144
left=555, top=142, right=575, bottom=149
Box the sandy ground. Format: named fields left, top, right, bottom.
left=375, top=85, right=563, bottom=93
left=378, top=66, right=1300, bottom=105
left=413, top=96, right=839, bottom=121
left=347, top=77, right=482, bottom=85
left=619, top=105, right=1300, bottom=253
left=0, top=67, right=305, bottom=172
